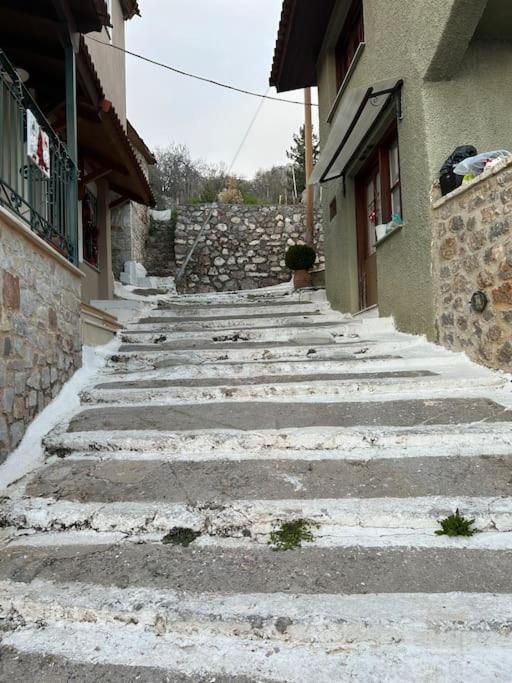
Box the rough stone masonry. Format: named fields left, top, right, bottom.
left=432, top=156, right=512, bottom=372
left=174, top=203, right=324, bottom=293
left=0, top=213, right=82, bottom=460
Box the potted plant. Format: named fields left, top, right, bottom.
left=285, top=244, right=317, bottom=289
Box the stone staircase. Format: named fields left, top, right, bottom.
left=2, top=286, right=512, bottom=680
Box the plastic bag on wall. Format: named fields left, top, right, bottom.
left=439, top=145, right=478, bottom=196
left=454, top=150, right=512, bottom=176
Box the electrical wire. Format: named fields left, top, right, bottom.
left=175, top=89, right=270, bottom=283
left=87, top=37, right=318, bottom=107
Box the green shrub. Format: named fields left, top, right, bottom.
left=268, top=519, right=319, bottom=551
left=435, top=509, right=477, bottom=537
left=285, top=244, right=316, bottom=271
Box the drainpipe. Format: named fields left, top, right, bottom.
left=304, top=87, right=315, bottom=247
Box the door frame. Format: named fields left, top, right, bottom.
left=354, top=121, right=399, bottom=310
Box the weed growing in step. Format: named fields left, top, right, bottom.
left=269, top=519, right=319, bottom=551
left=162, top=527, right=201, bottom=547
left=436, top=509, right=477, bottom=537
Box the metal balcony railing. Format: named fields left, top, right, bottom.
left=0, top=49, right=78, bottom=263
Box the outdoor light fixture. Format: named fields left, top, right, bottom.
left=16, top=68, right=30, bottom=83
left=470, top=291, right=488, bottom=313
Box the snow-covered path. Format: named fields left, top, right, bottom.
left=2, top=286, right=512, bottom=681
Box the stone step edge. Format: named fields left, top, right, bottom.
left=3, top=496, right=512, bottom=537
left=3, top=620, right=512, bottom=682
left=6, top=526, right=512, bottom=552
left=79, top=376, right=506, bottom=405
left=2, top=579, right=512, bottom=646
left=99, top=354, right=482, bottom=379
left=42, top=422, right=512, bottom=459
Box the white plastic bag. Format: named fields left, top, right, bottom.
left=454, top=150, right=511, bottom=176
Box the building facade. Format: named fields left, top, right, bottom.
left=0, top=0, right=154, bottom=458
left=271, top=0, right=512, bottom=339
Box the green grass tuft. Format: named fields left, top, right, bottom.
left=268, top=519, right=319, bottom=551
left=435, top=509, right=477, bottom=537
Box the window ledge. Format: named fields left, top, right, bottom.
left=376, top=222, right=403, bottom=248
left=327, top=42, right=366, bottom=124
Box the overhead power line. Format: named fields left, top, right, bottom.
left=88, top=37, right=318, bottom=107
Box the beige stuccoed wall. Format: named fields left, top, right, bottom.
left=315, top=0, right=510, bottom=339
left=0, top=209, right=82, bottom=461
left=85, top=0, right=127, bottom=127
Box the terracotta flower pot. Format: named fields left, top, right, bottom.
left=293, top=269, right=312, bottom=289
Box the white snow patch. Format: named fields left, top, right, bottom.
left=0, top=339, right=119, bottom=492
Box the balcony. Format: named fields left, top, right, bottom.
left=0, top=49, right=78, bottom=263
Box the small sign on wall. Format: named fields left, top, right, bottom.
left=27, top=109, right=50, bottom=177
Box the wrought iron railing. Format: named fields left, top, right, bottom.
left=0, top=49, right=78, bottom=263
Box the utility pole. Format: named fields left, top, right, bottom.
left=304, top=87, right=315, bottom=247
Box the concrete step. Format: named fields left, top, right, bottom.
left=21, top=455, right=512, bottom=504
left=81, top=371, right=504, bottom=405
left=2, top=579, right=512, bottom=653
left=3, top=539, right=512, bottom=595
left=43, top=421, right=512, bottom=463
left=66, top=399, right=512, bottom=434
left=119, top=322, right=360, bottom=346
left=4, top=619, right=512, bottom=682
left=150, top=302, right=330, bottom=318
left=0, top=641, right=253, bottom=683
left=4, top=495, right=512, bottom=538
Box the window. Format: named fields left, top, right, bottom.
left=329, top=198, right=337, bottom=221
left=357, top=125, right=402, bottom=256
left=388, top=139, right=402, bottom=223
left=335, top=0, right=365, bottom=92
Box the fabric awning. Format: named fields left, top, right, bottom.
left=310, top=79, right=403, bottom=185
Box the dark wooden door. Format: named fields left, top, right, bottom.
left=356, top=163, right=381, bottom=309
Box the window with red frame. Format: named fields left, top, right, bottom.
left=335, top=0, right=365, bottom=92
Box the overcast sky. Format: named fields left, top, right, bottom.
left=126, top=0, right=317, bottom=179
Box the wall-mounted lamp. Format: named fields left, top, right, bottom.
left=16, top=67, right=30, bottom=83
left=470, top=291, right=488, bottom=313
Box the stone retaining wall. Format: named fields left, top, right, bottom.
left=111, top=201, right=150, bottom=280
left=432, top=158, right=512, bottom=371
left=174, top=204, right=324, bottom=293
left=0, top=210, right=82, bottom=460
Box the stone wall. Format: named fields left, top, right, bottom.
left=0, top=210, right=82, bottom=461
left=432, top=157, right=512, bottom=371
left=111, top=201, right=150, bottom=280
left=174, top=204, right=324, bottom=293
left=144, top=210, right=176, bottom=277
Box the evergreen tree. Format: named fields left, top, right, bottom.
left=286, top=125, right=319, bottom=196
